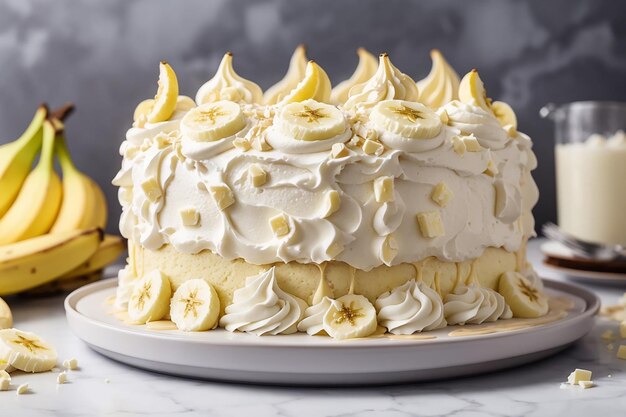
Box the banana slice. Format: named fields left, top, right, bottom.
left=170, top=279, right=220, bottom=332
left=180, top=100, right=246, bottom=142
left=0, top=298, right=11, bottom=329
left=323, top=294, right=377, bottom=340
left=498, top=272, right=548, bottom=318
left=371, top=100, right=442, bottom=139
left=275, top=99, right=346, bottom=141
left=491, top=101, right=517, bottom=129
left=147, top=61, right=179, bottom=123
left=0, top=329, right=57, bottom=373
left=458, top=69, right=492, bottom=113
left=127, top=270, right=172, bottom=324
left=278, top=60, right=332, bottom=104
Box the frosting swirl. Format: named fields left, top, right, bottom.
left=196, top=53, right=263, bottom=105
left=416, top=50, right=460, bottom=109
left=376, top=280, right=446, bottom=334
left=344, top=54, right=420, bottom=111
left=219, top=267, right=307, bottom=335
left=443, top=285, right=484, bottom=325
left=331, top=48, right=378, bottom=104
left=443, top=100, right=508, bottom=150
left=297, top=296, right=333, bottom=335
left=264, top=45, right=308, bottom=105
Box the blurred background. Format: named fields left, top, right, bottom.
left=0, top=0, right=625, bottom=234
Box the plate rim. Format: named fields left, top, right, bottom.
left=65, top=277, right=600, bottom=349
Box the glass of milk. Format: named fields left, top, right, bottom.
left=541, top=101, right=626, bottom=247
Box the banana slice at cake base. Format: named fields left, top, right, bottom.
left=275, top=99, right=346, bottom=141
left=323, top=294, right=377, bottom=340
left=181, top=100, right=246, bottom=142
left=498, top=272, right=548, bottom=318
left=371, top=100, right=442, bottom=139
left=127, top=270, right=172, bottom=324
left=170, top=279, right=220, bottom=332
left=0, top=298, right=12, bottom=330
left=0, top=328, right=57, bottom=373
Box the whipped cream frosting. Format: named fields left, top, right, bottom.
left=443, top=285, right=512, bottom=325
left=219, top=267, right=307, bottom=335
left=344, top=54, right=420, bottom=111
left=416, top=50, right=460, bottom=109
left=115, top=97, right=538, bottom=271
left=375, top=280, right=446, bottom=334
left=196, top=53, right=263, bottom=105
left=297, top=296, right=333, bottom=335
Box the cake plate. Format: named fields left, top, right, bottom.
left=65, top=278, right=599, bottom=386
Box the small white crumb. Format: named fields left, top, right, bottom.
left=0, top=370, right=10, bottom=381
left=579, top=380, right=594, bottom=389
left=104, top=378, right=110, bottom=384
left=51, top=367, right=60, bottom=373
left=559, top=383, right=569, bottom=389
left=0, top=379, right=9, bottom=391
left=608, top=374, right=612, bottom=378
left=57, top=371, right=67, bottom=384
left=16, top=383, right=28, bottom=395
left=63, top=358, right=78, bottom=370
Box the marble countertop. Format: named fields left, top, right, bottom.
left=3, top=238, right=626, bottom=417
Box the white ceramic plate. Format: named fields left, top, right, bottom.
left=541, top=241, right=626, bottom=286
left=65, top=278, right=599, bottom=386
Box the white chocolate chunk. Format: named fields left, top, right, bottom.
left=269, top=214, right=290, bottom=237
left=431, top=182, right=453, bottom=207
left=330, top=143, right=350, bottom=159
left=0, top=378, right=9, bottom=391
left=618, top=345, right=626, bottom=360
left=233, top=137, right=251, bottom=151
left=140, top=177, right=162, bottom=203
left=484, top=159, right=499, bottom=177
left=208, top=184, right=235, bottom=211
left=179, top=207, right=200, bottom=227
left=321, top=190, right=341, bottom=218
left=578, top=380, right=594, bottom=389
left=57, top=371, right=68, bottom=384
left=601, top=329, right=615, bottom=341
left=451, top=136, right=466, bottom=155
left=463, top=135, right=482, bottom=152
left=16, top=383, right=28, bottom=395
left=63, top=358, right=79, bottom=370
left=248, top=164, right=267, bottom=187
left=620, top=321, right=626, bottom=338
left=567, top=369, right=592, bottom=384
left=437, top=108, right=450, bottom=125
left=373, top=176, right=394, bottom=203
left=417, top=211, right=445, bottom=238
left=380, top=235, right=398, bottom=266
left=504, top=124, right=517, bottom=137
left=362, top=139, right=384, bottom=156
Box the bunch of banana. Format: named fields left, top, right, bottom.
left=0, top=105, right=125, bottom=295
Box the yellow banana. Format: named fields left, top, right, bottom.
left=0, top=228, right=103, bottom=295
left=58, top=234, right=125, bottom=281
left=50, top=128, right=108, bottom=232
left=0, top=105, right=48, bottom=218
left=0, top=120, right=62, bottom=244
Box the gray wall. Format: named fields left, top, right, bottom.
left=1, top=0, right=625, bottom=234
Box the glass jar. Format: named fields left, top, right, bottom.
left=541, top=101, right=626, bottom=246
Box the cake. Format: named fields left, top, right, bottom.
left=112, top=46, right=546, bottom=339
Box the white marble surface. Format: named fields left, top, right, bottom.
left=3, top=238, right=626, bottom=417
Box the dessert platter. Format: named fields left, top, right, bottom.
left=66, top=46, right=599, bottom=384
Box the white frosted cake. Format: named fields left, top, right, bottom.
left=112, top=46, right=546, bottom=339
